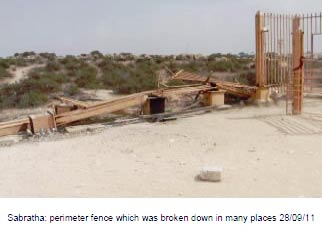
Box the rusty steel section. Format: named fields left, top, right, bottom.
left=172, top=71, right=257, bottom=98
left=0, top=85, right=218, bottom=137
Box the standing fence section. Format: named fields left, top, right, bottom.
left=301, top=13, right=322, bottom=93
left=256, top=13, right=294, bottom=93
left=256, top=12, right=322, bottom=115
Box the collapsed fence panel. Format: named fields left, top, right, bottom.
left=55, top=94, right=147, bottom=126
left=0, top=85, right=217, bottom=137
left=172, top=71, right=256, bottom=98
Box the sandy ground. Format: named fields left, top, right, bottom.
left=0, top=99, right=322, bottom=198
left=80, top=89, right=122, bottom=101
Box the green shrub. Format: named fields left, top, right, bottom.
left=237, top=71, right=256, bottom=86
left=49, top=73, right=69, bottom=84
left=46, top=61, right=61, bottom=72
left=75, top=66, right=100, bottom=89
left=207, top=53, right=223, bottom=61
left=97, top=57, right=114, bottom=69
left=60, top=56, right=81, bottom=71
left=0, top=71, right=70, bottom=109
left=18, top=58, right=28, bottom=66
left=28, top=68, right=44, bottom=79
left=22, top=77, right=59, bottom=93
left=166, top=79, right=186, bottom=86
left=0, top=67, right=10, bottom=79
left=180, top=61, right=207, bottom=73
left=165, top=61, right=180, bottom=73
left=21, top=51, right=36, bottom=58
left=90, top=50, right=103, bottom=59
left=208, top=60, right=232, bottom=72
left=0, top=58, right=26, bottom=71
left=11, top=58, right=27, bottom=67
left=66, top=84, right=80, bottom=96
left=101, top=61, right=158, bottom=94
left=17, top=90, right=48, bottom=108
left=0, top=59, right=10, bottom=69
left=39, top=52, right=56, bottom=60
left=0, top=85, right=17, bottom=109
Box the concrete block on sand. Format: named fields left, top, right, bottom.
left=65, top=124, right=106, bottom=134
left=199, top=167, right=223, bottom=182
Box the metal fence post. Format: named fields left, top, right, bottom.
left=292, top=16, right=304, bottom=115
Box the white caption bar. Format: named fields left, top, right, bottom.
left=0, top=199, right=320, bottom=232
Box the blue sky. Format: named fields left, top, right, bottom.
left=1, top=0, right=322, bottom=57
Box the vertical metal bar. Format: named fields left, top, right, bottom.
left=281, top=14, right=284, bottom=93
left=282, top=15, right=286, bottom=94
left=274, top=14, right=277, bottom=85
left=311, top=13, right=313, bottom=55
left=289, top=14, right=293, bottom=114
left=286, top=15, right=289, bottom=114
left=264, top=13, right=267, bottom=86
left=315, top=13, right=318, bottom=34
left=277, top=14, right=279, bottom=90
left=282, top=14, right=284, bottom=93
left=307, top=14, right=312, bottom=91
left=270, top=13, right=273, bottom=85
left=306, top=14, right=309, bottom=92
left=267, top=13, right=270, bottom=86
left=278, top=14, right=280, bottom=90
left=311, top=14, right=314, bottom=91
left=281, top=14, right=284, bottom=92
left=307, top=14, right=309, bottom=56
left=286, top=15, right=290, bottom=114
left=285, top=14, right=288, bottom=93
left=320, top=12, right=322, bottom=34
left=277, top=14, right=280, bottom=89
left=271, top=13, right=274, bottom=85
left=300, top=30, right=304, bottom=113
left=301, top=14, right=305, bottom=92
left=277, top=15, right=282, bottom=92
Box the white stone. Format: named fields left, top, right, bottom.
left=199, top=167, right=223, bottom=182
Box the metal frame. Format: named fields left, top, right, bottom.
left=256, top=12, right=322, bottom=115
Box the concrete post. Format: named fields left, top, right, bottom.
left=203, top=90, right=226, bottom=107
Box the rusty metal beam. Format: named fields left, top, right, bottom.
left=0, top=118, right=31, bottom=136
left=172, top=71, right=256, bottom=98
left=58, top=97, right=90, bottom=109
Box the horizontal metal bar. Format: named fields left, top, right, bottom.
left=302, top=15, right=322, bottom=19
